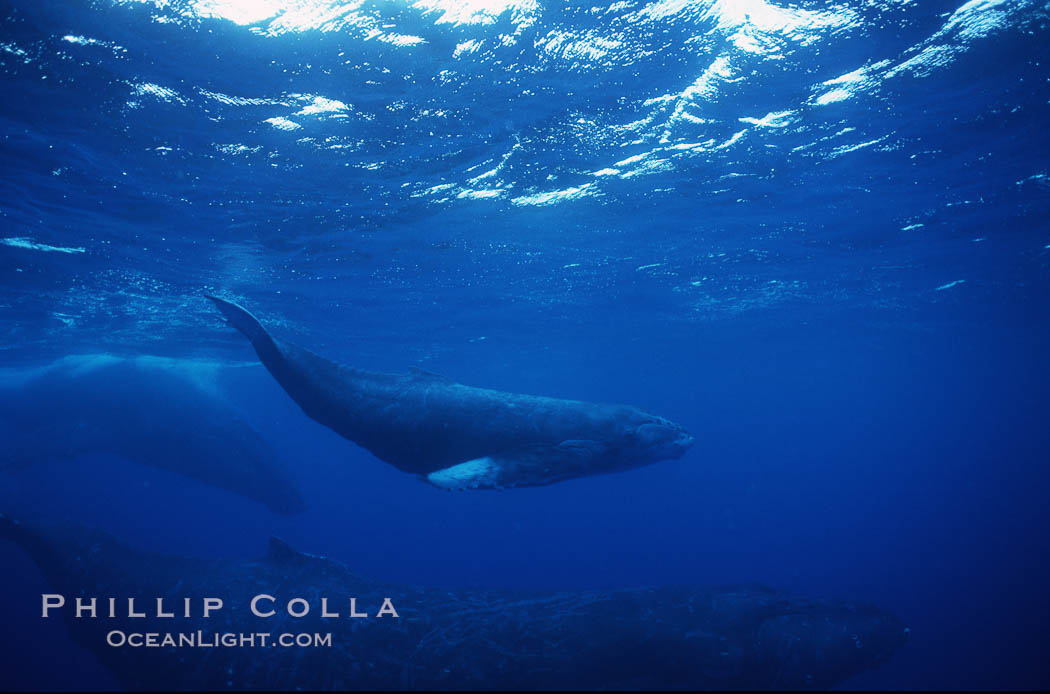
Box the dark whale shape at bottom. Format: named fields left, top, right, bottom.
left=0, top=514, right=907, bottom=690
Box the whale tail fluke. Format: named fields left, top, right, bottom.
left=205, top=294, right=282, bottom=357
left=206, top=294, right=266, bottom=343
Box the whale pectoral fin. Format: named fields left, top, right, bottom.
left=425, top=457, right=503, bottom=491
left=425, top=442, right=609, bottom=491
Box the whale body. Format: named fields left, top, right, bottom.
left=0, top=354, right=305, bottom=514
left=207, top=295, right=694, bottom=490
left=0, top=513, right=908, bottom=690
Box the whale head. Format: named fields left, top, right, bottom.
left=752, top=604, right=910, bottom=688
left=625, top=413, right=694, bottom=464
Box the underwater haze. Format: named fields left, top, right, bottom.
left=1, top=0, right=1049, bottom=690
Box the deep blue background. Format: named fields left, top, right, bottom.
left=2, top=0, right=1049, bottom=690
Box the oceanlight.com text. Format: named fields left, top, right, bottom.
left=105, top=630, right=332, bottom=648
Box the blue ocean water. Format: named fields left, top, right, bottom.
left=1, top=0, right=1049, bottom=689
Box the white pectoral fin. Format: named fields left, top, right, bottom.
left=426, top=457, right=502, bottom=491
left=425, top=442, right=609, bottom=491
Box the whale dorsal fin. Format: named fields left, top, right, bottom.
left=266, top=536, right=306, bottom=564
left=408, top=366, right=453, bottom=382
left=265, top=537, right=373, bottom=588
left=266, top=536, right=337, bottom=569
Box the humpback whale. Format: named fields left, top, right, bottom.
left=207, top=295, right=694, bottom=490
left=0, top=354, right=305, bottom=514
left=0, top=513, right=908, bottom=690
